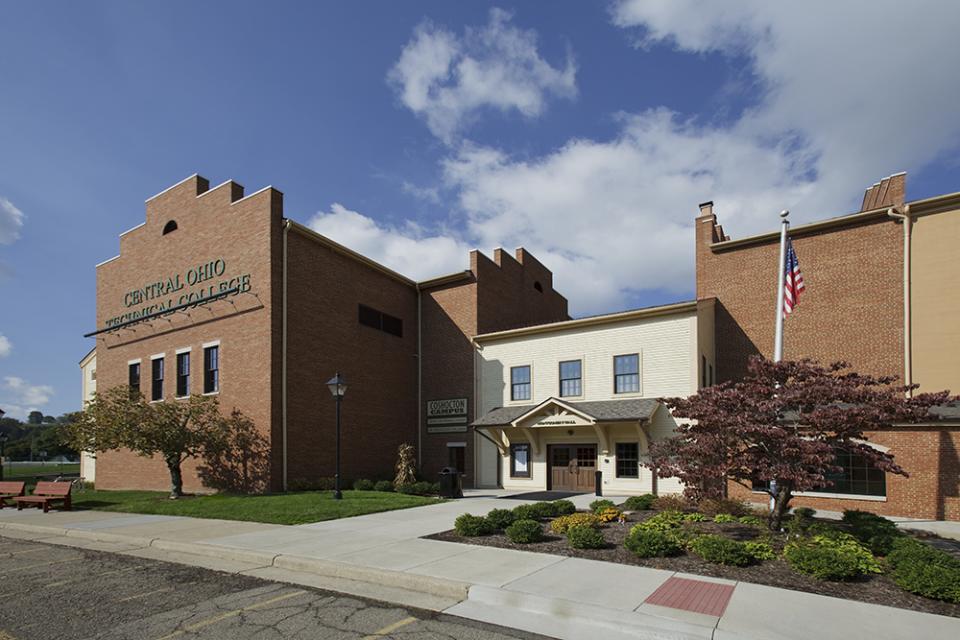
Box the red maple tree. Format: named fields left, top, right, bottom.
left=651, top=357, right=952, bottom=530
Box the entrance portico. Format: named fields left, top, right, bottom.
left=474, top=397, right=662, bottom=493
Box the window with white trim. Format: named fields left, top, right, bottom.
left=511, top=365, right=531, bottom=401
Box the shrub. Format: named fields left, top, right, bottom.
left=697, top=498, right=751, bottom=517
left=683, top=512, right=708, bottom=522
left=567, top=525, right=606, bottom=549
left=529, top=501, right=559, bottom=519
left=635, top=510, right=685, bottom=532
left=430, top=481, right=441, bottom=495
left=713, top=513, right=737, bottom=524
left=485, top=508, right=516, bottom=530
left=793, top=507, right=817, bottom=519
left=550, top=512, right=601, bottom=534
left=738, top=515, right=764, bottom=527
left=652, top=495, right=688, bottom=511
left=397, top=481, right=435, bottom=496
left=506, top=519, right=544, bottom=544
left=288, top=477, right=336, bottom=491
left=689, top=535, right=754, bottom=566
left=590, top=499, right=616, bottom=514
left=886, top=537, right=960, bottom=603
left=744, top=540, right=776, bottom=561
left=783, top=533, right=881, bottom=580
left=841, top=510, right=903, bottom=556
left=623, top=494, right=656, bottom=511
left=551, top=499, right=577, bottom=515
left=353, top=479, right=375, bottom=491
left=454, top=514, right=494, bottom=537
left=624, top=526, right=682, bottom=558
left=597, top=507, right=623, bottom=523
left=373, top=480, right=393, bottom=492
left=512, top=504, right=539, bottom=521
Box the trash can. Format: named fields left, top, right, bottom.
left=438, top=467, right=463, bottom=498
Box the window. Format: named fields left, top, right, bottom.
left=203, top=345, right=219, bottom=394
left=614, top=354, right=640, bottom=394
left=814, top=449, right=887, bottom=497
left=559, top=360, right=582, bottom=397
left=510, top=443, right=530, bottom=478
left=176, top=351, right=190, bottom=397
left=533, top=281, right=543, bottom=293
left=616, top=442, right=640, bottom=478
left=162, top=220, right=178, bottom=235
left=128, top=362, right=141, bottom=394
left=151, top=357, right=164, bottom=401
left=90, top=369, right=96, bottom=381
left=511, top=365, right=531, bottom=401
left=358, top=304, right=403, bottom=338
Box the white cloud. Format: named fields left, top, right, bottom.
left=306, top=203, right=473, bottom=281
left=401, top=181, right=442, bottom=204
left=388, top=8, right=577, bottom=143
left=0, top=197, right=24, bottom=245
left=1, top=376, right=54, bottom=420
left=0, top=335, right=11, bottom=358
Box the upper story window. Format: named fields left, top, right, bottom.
left=162, top=220, right=178, bottom=235
left=559, top=360, right=582, bottom=397
left=176, top=351, right=190, bottom=397
left=511, top=365, right=531, bottom=401
left=358, top=304, right=403, bottom=338
left=151, top=356, right=164, bottom=401
left=204, top=344, right=220, bottom=394
left=614, top=354, right=640, bottom=394
left=128, top=362, right=141, bottom=394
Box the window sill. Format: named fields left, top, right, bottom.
left=202, top=391, right=220, bottom=397
left=174, top=395, right=190, bottom=401
left=751, top=490, right=887, bottom=502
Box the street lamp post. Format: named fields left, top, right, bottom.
left=0, top=408, right=7, bottom=482
left=326, top=373, right=348, bottom=500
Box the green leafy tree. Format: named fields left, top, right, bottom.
left=27, top=411, right=44, bottom=425
left=62, top=386, right=228, bottom=498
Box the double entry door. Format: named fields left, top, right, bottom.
left=548, top=444, right=597, bottom=492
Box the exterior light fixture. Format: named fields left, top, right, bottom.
left=326, top=373, right=347, bottom=500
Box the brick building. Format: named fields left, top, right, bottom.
left=89, top=174, right=567, bottom=493
left=696, top=173, right=960, bottom=520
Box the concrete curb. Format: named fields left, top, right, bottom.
left=150, top=539, right=279, bottom=567
left=273, top=553, right=470, bottom=600
left=448, top=585, right=714, bottom=640
left=65, top=529, right=155, bottom=548
left=0, top=521, right=70, bottom=538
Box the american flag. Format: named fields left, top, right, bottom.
left=783, top=238, right=805, bottom=318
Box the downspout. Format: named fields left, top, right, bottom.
left=417, top=285, right=422, bottom=469
left=887, top=205, right=913, bottom=395
left=282, top=219, right=291, bottom=490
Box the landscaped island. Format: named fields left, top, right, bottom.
left=433, top=495, right=960, bottom=618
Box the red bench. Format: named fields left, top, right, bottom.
left=13, top=481, right=72, bottom=513
left=0, top=481, right=25, bottom=508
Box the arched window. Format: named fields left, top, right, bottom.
left=533, top=281, right=543, bottom=293
left=162, top=220, right=178, bottom=235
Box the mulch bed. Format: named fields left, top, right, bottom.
left=426, top=512, right=960, bottom=619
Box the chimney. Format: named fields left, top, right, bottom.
left=861, top=172, right=906, bottom=212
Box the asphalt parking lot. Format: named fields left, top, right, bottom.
left=0, top=536, right=549, bottom=640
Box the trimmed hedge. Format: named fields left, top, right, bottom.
left=513, top=502, right=556, bottom=520
left=485, top=508, right=517, bottom=530
left=841, top=510, right=903, bottom=556
left=551, top=499, right=577, bottom=516
left=567, top=525, right=606, bottom=549
left=783, top=533, right=880, bottom=580
left=373, top=480, right=394, bottom=492
left=506, top=519, right=544, bottom=544
left=589, top=499, right=616, bottom=514
left=886, top=537, right=960, bottom=603
left=353, top=479, right=375, bottom=491
left=624, top=526, right=682, bottom=558
left=689, top=535, right=754, bottom=566
left=622, top=494, right=656, bottom=511
left=454, top=514, right=495, bottom=537
left=397, top=481, right=436, bottom=496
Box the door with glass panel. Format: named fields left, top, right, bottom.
left=548, top=444, right=596, bottom=491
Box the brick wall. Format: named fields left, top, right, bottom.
left=94, top=176, right=283, bottom=492
left=284, top=227, right=419, bottom=486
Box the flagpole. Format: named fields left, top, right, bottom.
left=773, top=209, right=790, bottom=362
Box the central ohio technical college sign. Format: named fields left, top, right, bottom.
left=426, top=398, right=468, bottom=433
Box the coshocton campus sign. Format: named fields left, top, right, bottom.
left=104, top=258, right=251, bottom=328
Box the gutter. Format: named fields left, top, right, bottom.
left=282, top=219, right=291, bottom=490
left=887, top=205, right=913, bottom=396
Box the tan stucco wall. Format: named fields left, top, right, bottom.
left=79, top=351, right=96, bottom=482
left=912, top=207, right=960, bottom=394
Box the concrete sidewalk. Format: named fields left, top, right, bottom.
left=1, top=491, right=957, bottom=640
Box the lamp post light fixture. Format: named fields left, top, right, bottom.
left=326, top=373, right=347, bottom=500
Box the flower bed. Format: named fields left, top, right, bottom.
left=429, top=500, right=960, bottom=618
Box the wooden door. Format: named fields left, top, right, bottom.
left=549, top=445, right=596, bottom=491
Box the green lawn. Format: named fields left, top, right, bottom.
left=72, top=489, right=440, bottom=525
left=3, top=463, right=80, bottom=478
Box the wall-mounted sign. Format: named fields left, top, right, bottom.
left=427, top=398, right=468, bottom=433
left=104, top=257, right=252, bottom=328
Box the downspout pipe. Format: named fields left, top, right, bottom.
left=887, top=205, right=913, bottom=395
left=282, top=219, right=291, bottom=490
left=417, top=285, right=422, bottom=470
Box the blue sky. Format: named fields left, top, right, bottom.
left=2, top=1, right=959, bottom=419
